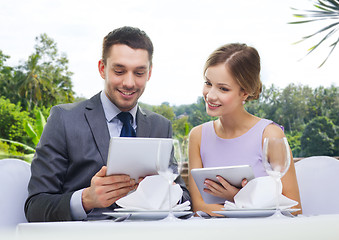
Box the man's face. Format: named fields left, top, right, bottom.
left=98, top=44, right=152, bottom=111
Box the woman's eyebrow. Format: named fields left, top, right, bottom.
left=217, top=83, right=231, bottom=87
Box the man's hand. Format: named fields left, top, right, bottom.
left=82, top=166, right=136, bottom=212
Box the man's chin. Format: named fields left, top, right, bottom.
left=116, top=101, right=137, bottom=112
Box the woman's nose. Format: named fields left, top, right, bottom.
left=206, top=88, right=217, bottom=101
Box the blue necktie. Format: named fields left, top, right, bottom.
left=117, top=112, right=136, bottom=137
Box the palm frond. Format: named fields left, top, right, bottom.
left=319, top=36, right=339, bottom=67
left=290, top=0, right=339, bottom=67
left=301, top=21, right=339, bottom=41
left=306, top=28, right=338, bottom=55
left=317, top=0, right=339, bottom=11
left=0, top=138, right=35, bottom=153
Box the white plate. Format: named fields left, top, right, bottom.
left=103, top=211, right=193, bottom=220
left=114, top=208, right=186, bottom=212
left=221, top=208, right=275, bottom=211
left=213, top=209, right=300, bottom=218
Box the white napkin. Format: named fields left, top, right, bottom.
left=224, top=176, right=298, bottom=210
left=116, top=175, right=190, bottom=211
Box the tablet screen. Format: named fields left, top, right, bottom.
left=106, top=137, right=173, bottom=180
left=191, top=165, right=255, bottom=204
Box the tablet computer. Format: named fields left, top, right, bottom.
left=106, top=137, right=173, bottom=180
left=191, top=165, right=255, bottom=204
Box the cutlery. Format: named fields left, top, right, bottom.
left=113, top=213, right=131, bottom=222
left=196, top=211, right=212, bottom=218
left=178, top=212, right=195, bottom=219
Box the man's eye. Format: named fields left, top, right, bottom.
left=114, top=70, right=125, bottom=75
left=135, top=72, right=145, bottom=76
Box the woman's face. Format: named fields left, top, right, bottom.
left=202, top=64, right=247, bottom=117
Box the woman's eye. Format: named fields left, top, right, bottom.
left=220, top=87, right=229, bottom=92
left=204, top=81, right=212, bottom=86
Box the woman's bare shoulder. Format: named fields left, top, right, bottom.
left=263, top=123, right=285, bottom=139
left=190, top=125, right=203, bottom=136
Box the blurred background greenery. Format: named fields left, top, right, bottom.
left=1, top=7, right=339, bottom=162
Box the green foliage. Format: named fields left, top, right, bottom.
left=0, top=97, right=32, bottom=144
left=152, top=103, right=175, bottom=122
left=0, top=139, right=35, bottom=162
left=172, top=116, right=192, bottom=139
left=1, top=34, right=338, bottom=159
left=0, top=33, right=75, bottom=111
left=301, top=116, right=338, bottom=156
left=0, top=138, right=35, bottom=153
left=24, top=110, right=46, bottom=146
left=0, top=102, right=46, bottom=162
left=145, top=84, right=338, bottom=158
left=0, top=51, right=13, bottom=93
left=185, top=97, right=216, bottom=127
left=285, top=131, right=303, bottom=157
left=0, top=140, right=30, bottom=161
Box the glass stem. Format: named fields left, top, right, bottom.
left=168, top=180, right=173, bottom=215
left=275, top=178, right=280, bottom=211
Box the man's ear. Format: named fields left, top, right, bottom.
left=98, top=59, right=106, bottom=79
left=147, top=65, right=153, bottom=81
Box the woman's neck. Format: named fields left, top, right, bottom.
left=215, top=110, right=259, bottom=139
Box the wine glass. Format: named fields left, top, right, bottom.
left=262, top=137, right=291, bottom=217
left=156, top=139, right=183, bottom=221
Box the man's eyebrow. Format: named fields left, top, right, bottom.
left=112, top=64, right=125, bottom=68
left=135, top=66, right=148, bottom=70
left=111, top=64, right=148, bottom=70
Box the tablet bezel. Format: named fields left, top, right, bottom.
left=191, top=165, right=255, bottom=204
left=106, top=137, right=173, bottom=180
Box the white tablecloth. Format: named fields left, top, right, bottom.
left=10, top=214, right=339, bottom=240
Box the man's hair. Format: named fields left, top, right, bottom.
left=102, top=26, right=154, bottom=66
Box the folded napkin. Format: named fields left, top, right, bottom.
left=224, top=176, right=298, bottom=210
left=116, top=175, right=190, bottom=211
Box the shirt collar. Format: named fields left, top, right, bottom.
left=100, top=91, right=138, bottom=123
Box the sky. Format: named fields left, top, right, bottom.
left=0, top=0, right=338, bottom=106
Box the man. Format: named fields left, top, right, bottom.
left=25, top=26, right=190, bottom=221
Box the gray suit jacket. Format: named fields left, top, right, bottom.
left=25, top=92, right=190, bottom=222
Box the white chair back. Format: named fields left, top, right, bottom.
left=0, top=158, right=31, bottom=228
left=295, top=156, right=339, bottom=215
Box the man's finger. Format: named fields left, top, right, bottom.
left=95, top=166, right=107, bottom=177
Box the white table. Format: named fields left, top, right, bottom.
left=13, top=215, right=339, bottom=240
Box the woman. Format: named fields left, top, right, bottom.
left=188, top=43, right=301, bottom=216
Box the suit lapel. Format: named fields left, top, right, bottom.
left=84, top=93, right=110, bottom=164
left=136, top=107, right=151, bottom=137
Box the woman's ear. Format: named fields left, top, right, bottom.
left=241, top=90, right=249, bottom=102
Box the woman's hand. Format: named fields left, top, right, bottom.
left=203, top=176, right=248, bottom=202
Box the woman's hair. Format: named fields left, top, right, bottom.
left=203, top=43, right=262, bottom=101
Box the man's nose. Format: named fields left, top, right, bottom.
left=122, top=72, right=135, bottom=89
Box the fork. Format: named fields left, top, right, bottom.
left=113, top=213, right=131, bottom=222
